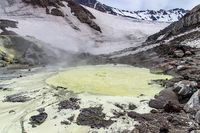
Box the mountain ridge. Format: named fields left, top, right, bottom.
left=74, top=0, right=189, bottom=22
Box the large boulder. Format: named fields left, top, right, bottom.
left=149, top=88, right=180, bottom=109
left=173, top=80, right=197, bottom=97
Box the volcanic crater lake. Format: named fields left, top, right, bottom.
left=46, top=65, right=172, bottom=96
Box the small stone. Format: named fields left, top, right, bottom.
left=173, top=50, right=184, bottom=58
left=75, top=105, right=80, bottom=109
left=129, top=104, right=137, bottom=110
left=177, top=65, right=188, bottom=71
left=67, top=115, right=75, bottom=122
left=53, top=116, right=57, bottom=119
left=91, top=124, right=95, bottom=128
left=150, top=109, right=157, bottom=114
left=160, top=127, right=169, bottom=133
left=122, top=117, right=126, bottom=119
left=32, top=125, right=37, bottom=128
left=37, top=108, right=45, bottom=113
left=185, top=51, right=192, bottom=55
left=61, top=120, right=70, bottom=125
left=9, top=110, right=15, bottom=114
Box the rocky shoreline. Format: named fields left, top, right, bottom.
left=1, top=44, right=200, bottom=132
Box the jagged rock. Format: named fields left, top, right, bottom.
left=149, top=88, right=180, bottom=109
left=0, top=19, right=18, bottom=32
left=173, top=50, right=184, bottom=58
left=67, top=0, right=101, bottom=32
left=173, top=80, right=197, bottom=97
left=29, top=112, right=48, bottom=124
left=51, top=8, right=64, bottom=17
left=184, top=90, right=199, bottom=113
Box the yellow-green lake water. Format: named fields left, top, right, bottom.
left=46, top=65, right=172, bottom=96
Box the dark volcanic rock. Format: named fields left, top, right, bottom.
left=149, top=88, right=180, bottom=109
left=173, top=80, right=197, bottom=98
left=129, top=104, right=137, bottom=110
left=51, top=8, right=64, bottom=17
left=129, top=111, right=194, bottom=133
left=58, top=98, right=80, bottom=110
left=67, top=0, right=101, bottom=32
left=76, top=107, right=114, bottom=128
left=163, top=101, right=181, bottom=113
left=67, top=115, right=75, bottom=122
left=3, top=94, right=31, bottom=102
left=29, top=112, right=48, bottom=124
left=61, top=120, right=70, bottom=125
left=0, top=19, right=18, bottom=32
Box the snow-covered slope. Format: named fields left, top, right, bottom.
left=74, top=0, right=189, bottom=22
left=0, top=0, right=169, bottom=55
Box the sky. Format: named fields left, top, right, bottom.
left=98, top=0, right=199, bottom=11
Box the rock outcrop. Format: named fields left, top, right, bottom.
left=0, top=35, right=69, bottom=66
left=51, top=8, right=64, bottom=17
left=146, top=4, right=200, bottom=43
left=66, top=0, right=101, bottom=32
left=22, top=0, right=101, bottom=32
